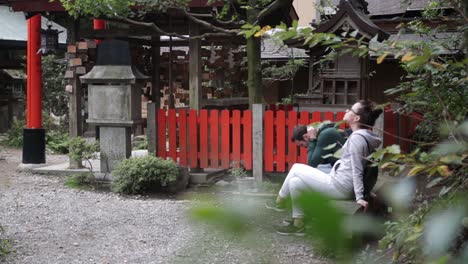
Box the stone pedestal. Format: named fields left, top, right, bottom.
left=100, top=126, right=131, bottom=173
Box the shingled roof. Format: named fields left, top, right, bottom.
left=331, top=0, right=430, bottom=16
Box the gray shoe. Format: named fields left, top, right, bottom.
left=265, top=200, right=286, bottom=212
left=276, top=224, right=305, bottom=236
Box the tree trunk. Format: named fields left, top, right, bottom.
left=246, top=4, right=263, bottom=107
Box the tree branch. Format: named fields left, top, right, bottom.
left=447, top=0, right=468, bottom=23
left=186, top=9, right=244, bottom=27
left=175, top=8, right=240, bottom=35
left=114, top=16, right=236, bottom=40
left=253, top=0, right=291, bottom=26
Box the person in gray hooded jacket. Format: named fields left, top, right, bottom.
left=271, top=100, right=383, bottom=236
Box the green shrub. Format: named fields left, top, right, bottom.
left=133, top=135, right=148, bottom=150
left=3, top=119, right=25, bottom=148
left=68, top=137, right=99, bottom=168
left=64, top=173, right=95, bottom=189
left=2, top=113, right=68, bottom=150
left=0, top=225, right=10, bottom=259
left=47, top=132, right=69, bottom=154
left=111, top=156, right=179, bottom=195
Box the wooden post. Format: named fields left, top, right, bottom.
left=151, top=36, right=161, bottom=108
left=189, top=21, right=202, bottom=111
left=252, top=104, right=264, bottom=183
left=147, top=102, right=157, bottom=155
left=308, top=54, right=314, bottom=93
left=68, top=19, right=82, bottom=168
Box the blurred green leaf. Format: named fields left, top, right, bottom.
left=190, top=205, right=250, bottom=235
left=423, top=206, right=466, bottom=257
left=297, top=191, right=350, bottom=256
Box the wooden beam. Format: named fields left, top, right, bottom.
left=68, top=19, right=83, bottom=141
left=188, top=20, right=202, bottom=111
left=151, top=36, right=161, bottom=108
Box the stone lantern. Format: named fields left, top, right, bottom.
left=80, top=39, right=148, bottom=173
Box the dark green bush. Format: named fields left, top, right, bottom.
left=64, top=173, right=95, bottom=189
left=111, top=156, right=179, bottom=195
left=3, top=118, right=25, bottom=147
left=2, top=113, right=68, bottom=152
left=0, top=225, right=10, bottom=259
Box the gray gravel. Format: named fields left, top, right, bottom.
left=0, top=148, right=327, bottom=264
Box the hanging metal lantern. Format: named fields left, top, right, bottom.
left=40, top=21, right=61, bottom=55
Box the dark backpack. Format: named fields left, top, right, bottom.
left=355, top=134, right=379, bottom=199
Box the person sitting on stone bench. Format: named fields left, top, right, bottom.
left=266, top=100, right=383, bottom=236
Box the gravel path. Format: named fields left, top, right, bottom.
left=0, top=147, right=327, bottom=264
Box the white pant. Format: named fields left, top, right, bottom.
left=278, top=163, right=349, bottom=218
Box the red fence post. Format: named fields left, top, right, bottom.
left=264, top=110, right=274, bottom=172
left=232, top=110, right=241, bottom=167
left=298, top=111, right=311, bottom=164
left=199, top=110, right=209, bottom=167
left=384, top=108, right=398, bottom=147
left=243, top=110, right=252, bottom=170
left=178, top=109, right=187, bottom=166
left=276, top=110, right=286, bottom=172
left=220, top=110, right=230, bottom=169
left=287, top=110, right=298, bottom=170
left=188, top=109, right=198, bottom=168
left=157, top=109, right=167, bottom=158
left=168, top=109, right=177, bottom=161
left=209, top=110, right=219, bottom=168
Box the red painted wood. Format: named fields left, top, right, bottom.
left=232, top=110, right=241, bottom=167
left=243, top=110, right=252, bottom=170
left=264, top=110, right=274, bottom=172
left=178, top=109, right=187, bottom=166
left=311, top=111, right=321, bottom=124
left=384, top=108, right=398, bottom=147
left=324, top=112, right=334, bottom=122
left=188, top=110, right=198, bottom=168
left=199, top=110, right=209, bottom=168
left=400, top=114, right=411, bottom=153
left=276, top=111, right=286, bottom=172
left=93, top=19, right=106, bottom=44
left=27, top=14, right=42, bottom=128
left=209, top=110, right=219, bottom=168
left=157, top=109, right=166, bottom=158
left=168, top=109, right=177, bottom=161
left=10, top=0, right=65, bottom=12
left=298, top=111, right=310, bottom=164
left=220, top=110, right=230, bottom=169
left=336, top=112, right=346, bottom=128
left=287, top=111, right=298, bottom=170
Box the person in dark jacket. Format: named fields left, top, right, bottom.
left=290, top=123, right=350, bottom=172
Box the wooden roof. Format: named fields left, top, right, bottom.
left=316, top=0, right=388, bottom=41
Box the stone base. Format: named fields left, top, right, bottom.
left=99, top=126, right=131, bottom=173
left=17, top=163, right=47, bottom=172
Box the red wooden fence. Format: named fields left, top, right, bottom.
left=155, top=109, right=345, bottom=172
left=156, top=109, right=252, bottom=170
left=383, top=108, right=422, bottom=153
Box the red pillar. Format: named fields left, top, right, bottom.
left=93, top=19, right=106, bottom=45
left=27, top=14, right=42, bottom=128
left=23, top=14, right=45, bottom=164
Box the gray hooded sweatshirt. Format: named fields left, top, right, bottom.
left=329, top=129, right=382, bottom=201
